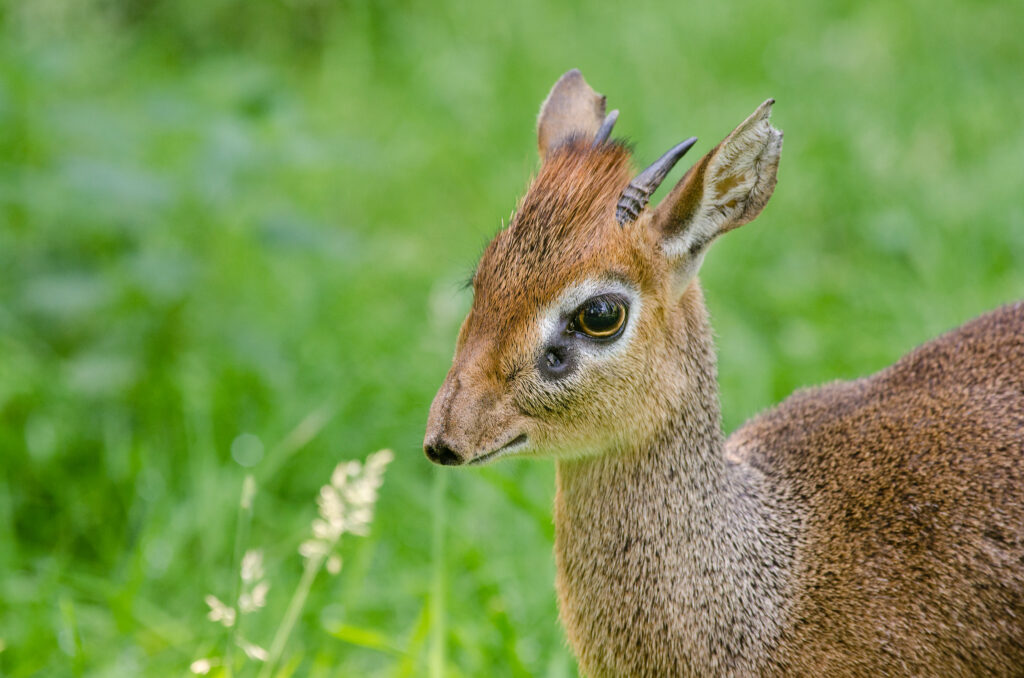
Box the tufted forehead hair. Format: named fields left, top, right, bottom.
left=509, top=139, right=634, bottom=246
left=471, top=139, right=640, bottom=330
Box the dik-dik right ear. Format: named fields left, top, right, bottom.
left=537, top=69, right=617, bottom=161
left=651, top=100, right=783, bottom=290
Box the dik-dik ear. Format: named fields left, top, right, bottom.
left=537, top=69, right=611, bottom=161
left=651, top=99, right=783, bottom=289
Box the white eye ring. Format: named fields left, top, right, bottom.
left=538, top=277, right=641, bottom=357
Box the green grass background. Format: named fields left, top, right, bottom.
left=1, top=0, right=1022, bottom=675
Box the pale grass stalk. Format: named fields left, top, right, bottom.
left=227, top=475, right=257, bottom=676
left=196, top=448, right=391, bottom=676
left=256, top=449, right=393, bottom=678
left=256, top=542, right=329, bottom=678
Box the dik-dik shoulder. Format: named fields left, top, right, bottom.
left=727, top=301, right=1024, bottom=674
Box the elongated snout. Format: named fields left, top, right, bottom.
left=423, top=372, right=471, bottom=466
left=423, top=364, right=526, bottom=466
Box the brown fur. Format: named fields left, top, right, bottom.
left=733, top=302, right=1024, bottom=675
left=424, top=70, right=1024, bottom=677
left=471, top=141, right=637, bottom=339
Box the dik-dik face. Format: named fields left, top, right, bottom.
left=425, top=70, right=782, bottom=466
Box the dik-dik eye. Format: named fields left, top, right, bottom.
left=572, top=296, right=627, bottom=339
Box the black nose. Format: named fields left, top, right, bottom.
left=425, top=441, right=463, bottom=466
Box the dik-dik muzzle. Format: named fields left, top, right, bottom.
left=424, top=352, right=530, bottom=466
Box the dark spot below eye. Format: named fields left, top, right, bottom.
left=539, top=344, right=573, bottom=380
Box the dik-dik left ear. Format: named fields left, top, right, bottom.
left=537, top=69, right=618, bottom=161
left=651, top=99, right=783, bottom=289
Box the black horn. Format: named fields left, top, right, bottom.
left=592, top=110, right=620, bottom=147
left=615, top=137, right=698, bottom=225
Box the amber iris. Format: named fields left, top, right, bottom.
left=575, top=297, right=626, bottom=338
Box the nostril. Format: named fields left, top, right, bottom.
left=425, top=441, right=462, bottom=466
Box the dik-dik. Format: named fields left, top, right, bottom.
left=423, top=69, right=1024, bottom=676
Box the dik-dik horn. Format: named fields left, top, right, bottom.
left=425, top=68, right=1024, bottom=677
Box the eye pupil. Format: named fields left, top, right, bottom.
left=576, top=297, right=626, bottom=338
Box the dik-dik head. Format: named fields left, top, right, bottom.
left=425, top=69, right=782, bottom=465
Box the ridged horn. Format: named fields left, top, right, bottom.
left=591, top=110, right=620, bottom=147
left=615, top=136, right=698, bottom=226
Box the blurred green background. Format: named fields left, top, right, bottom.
left=1, top=0, right=1022, bottom=675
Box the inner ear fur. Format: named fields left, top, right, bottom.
left=537, top=69, right=607, bottom=161
left=652, top=99, right=783, bottom=264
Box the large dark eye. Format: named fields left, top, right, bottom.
left=574, top=296, right=627, bottom=338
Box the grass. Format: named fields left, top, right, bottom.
left=1, top=0, right=1022, bottom=675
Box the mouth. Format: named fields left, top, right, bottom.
left=468, top=434, right=529, bottom=466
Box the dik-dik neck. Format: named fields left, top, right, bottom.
left=553, top=295, right=794, bottom=677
